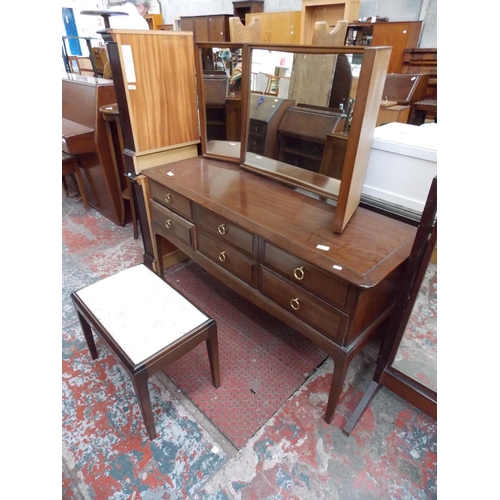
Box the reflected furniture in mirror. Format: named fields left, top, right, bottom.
left=377, top=73, right=430, bottom=126
left=300, top=0, right=360, bottom=44
left=196, top=43, right=245, bottom=162
left=345, top=21, right=422, bottom=73
left=241, top=44, right=392, bottom=233
left=246, top=10, right=302, bottom=43
left=232, top=0, right=264, bottom=25
left=343, top=177, right=437, bottom=435
left=229, top=15, right=262, bottom=42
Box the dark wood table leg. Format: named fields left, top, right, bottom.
left=131, top=372, right=157, bottom=440
left=324, top=353, right=350, bottom=424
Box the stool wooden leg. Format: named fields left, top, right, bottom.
left=206, top=324, right=221, bottom=388
left=131, top=373, right=157, bottom=440
left=76, top=311, right=98, bottom=360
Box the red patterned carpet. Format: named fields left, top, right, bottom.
left=161, top=259, right=328, bottom=449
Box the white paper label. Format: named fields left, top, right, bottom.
left=122, top=45, right=137, bottom=83
left=316, top=244, right=330, bottom=251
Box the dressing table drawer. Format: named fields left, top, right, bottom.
left=149, top=180, right=193, bottom=220
left=196, top=206, right=254, bottom=256
left=150, top=199, right=196, bottom=248
left=198, top=228, right=257, bottom=287
left=260, top=267, right=348, bottom=345
left=262, top=242, right=349, bottom=309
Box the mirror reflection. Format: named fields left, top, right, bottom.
left=202, top=46, right=243, bottom=159
left=244, top=48, right=363, bottom=200
left=392, top=257, right=437, bottom=393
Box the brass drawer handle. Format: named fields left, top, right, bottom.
left=165, top=219, right=171, bottom=229
left=218, top=224, right=227, bottom=235
left=165, top=193, right=172, bottom=203
left=290, top=298, right=300, bottom=311
left=219, top=251, right=226, bottom=262
left=293, top=266, right=304, bottom=280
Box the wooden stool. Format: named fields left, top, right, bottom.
left=71, top=264, right=220, bottom=440
left=99, top=103, right=139, bottom=239
left=62, top=151, right=89, bottom=210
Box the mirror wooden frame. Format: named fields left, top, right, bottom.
left=343, top=177, right=437, bottom=435
left=240, top=44, right=391, bottom=234
left=195, top=42, right=246, bottom=165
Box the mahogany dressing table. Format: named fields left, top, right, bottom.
left=102, top=33, right=418, bottom=424
left=144, top=157, right=416, bottom=422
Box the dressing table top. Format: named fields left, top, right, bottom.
left=144, top=156, right=417, bottom=288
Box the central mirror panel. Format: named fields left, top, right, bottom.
left=195, top=42, right=245, bottom=162
left=242, top=46, right=365, bottom=201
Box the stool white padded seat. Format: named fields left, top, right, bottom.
left=71, top=264, right=220, bottom=440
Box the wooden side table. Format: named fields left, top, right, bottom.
left=99, top=103, right=139, bottom=238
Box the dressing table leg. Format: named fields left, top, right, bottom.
left=324, top=354, right=349, bottom=424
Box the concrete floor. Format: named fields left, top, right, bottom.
left=62, top=193, right=437, bottom=499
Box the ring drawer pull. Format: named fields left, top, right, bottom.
left=290, top=298, right=300, bottom=311
left=165, top=193, right=172, bottom=203
left=293, top=266, right=304, bottom=280
left=218, top=224, right=227, bottom=235
left=219, top=251, right=226, bottom=262
left=165, top=219, right=171, bottom=229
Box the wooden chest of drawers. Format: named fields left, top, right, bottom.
left=145, top=157, right=416, bottom=425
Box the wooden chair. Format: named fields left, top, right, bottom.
left=62, top=151, right=89, bottom=210
left=75, top=57, right=95, bottom=76
left=71, top=264, right=221, bottom=440
left=91, top=47, right=109, bottom=77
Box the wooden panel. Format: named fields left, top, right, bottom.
left=149, top=181, right=193, bottom=220
left=376, top=105, right=410, bottom=126
left=260, top=267, right=349, bottom=344
left=262, top=241, right=349, bottom=309
left=247, top=11, right=302, bottom=44
left=300, top=0, right=360, bottom=44
left=196, top=205, right=254, bottom=256
left=334, top=47, right=390, bottom=233
left=110, top=31, right=199, bottom=154
left=402, top=48, right=437, bottom=101
left=198, top=228, right=257, bottom=286
left=372, top=22, right=422, bottom=74
left=150, top=200, right=196, bottom=248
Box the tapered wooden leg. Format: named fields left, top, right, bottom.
left=155, top=233, right=165, bottom=277
left=76, top=311, right=98, bottom=360
left=206, top=324, right=221, bottom=388
left=131, top=373, right=157, bottom=440
left=324, top=354, right=350, bottom=424
left=127, top=179, right=139, bottom=240
left=73, top=165, right=89, bottom=210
